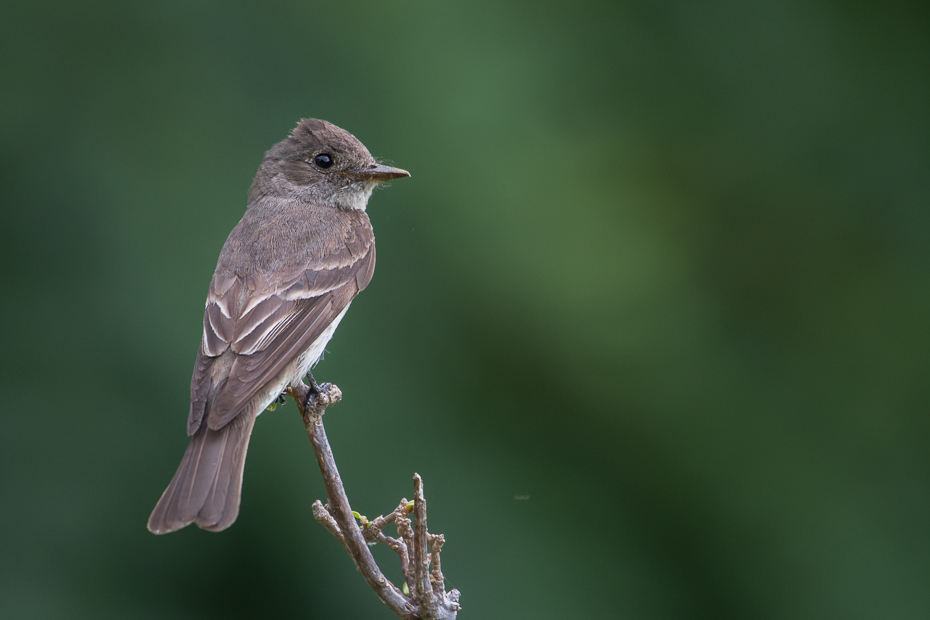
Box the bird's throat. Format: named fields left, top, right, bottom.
left=332, top=182, right=376, bottom=211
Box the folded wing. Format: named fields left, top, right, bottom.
left=187, top=224, right=376, bottom=435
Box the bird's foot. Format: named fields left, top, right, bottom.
left=305, top=370, right=322, bottom=395
left=265, top=391, right=288, bottom=412
left=303, top=371, right=323, bottom=412
left=297, top=371, right=341, bottom=414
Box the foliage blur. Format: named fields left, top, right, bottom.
left=1, top=1, right=928, bottom=618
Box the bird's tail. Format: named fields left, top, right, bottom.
left=147, top=413, right=257, bottom=534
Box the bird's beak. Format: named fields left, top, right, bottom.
left=348, top=163, right=411, bottom=182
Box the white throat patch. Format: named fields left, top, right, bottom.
left=333, top=182, right=377, bottom=211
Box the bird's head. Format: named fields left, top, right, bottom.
left=250, top=118, right=409, bottom=210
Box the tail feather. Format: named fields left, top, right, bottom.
left=147, top=413, right=256, bottom=534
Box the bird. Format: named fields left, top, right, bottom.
left=147, top=118, right=409, bottom=534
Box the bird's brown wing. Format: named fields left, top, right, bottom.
left=187, top=228, right=375, bottom=435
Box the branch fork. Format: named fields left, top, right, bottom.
left=285, top=382, right=461, bottom=619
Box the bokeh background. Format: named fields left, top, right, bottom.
left=2, top=1, right=928, bottom=618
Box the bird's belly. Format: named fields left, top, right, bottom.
left=291, top=302, right=352, bottom=384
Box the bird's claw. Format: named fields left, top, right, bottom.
left=305, top=370, right=322, bottom=395
left=303, top=371, right=322, bottom=412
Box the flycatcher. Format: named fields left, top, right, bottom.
left=147, top=118, right=409, bottom=534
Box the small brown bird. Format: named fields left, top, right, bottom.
left=147, top=119, right=409, bottom=534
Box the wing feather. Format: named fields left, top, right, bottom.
left=187, top=217, right=375, bottom=435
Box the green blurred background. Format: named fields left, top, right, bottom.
left=2, top=1, right=928, bottom=618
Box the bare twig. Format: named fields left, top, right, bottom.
left=311, top=500, right=343, bottom=543
left=413, top=475, right=435, bottom=616
left=286, top=382, right=461, bottom=619
left=397, top=515, right=418, bottom=594
left=428, top=533, right=445, bottom=598
left=376, top=531, right=415, bottom=591
left=364, top=499, right=413, bottom=541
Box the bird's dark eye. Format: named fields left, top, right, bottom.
left=313, top=153, right=334, bottom=169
